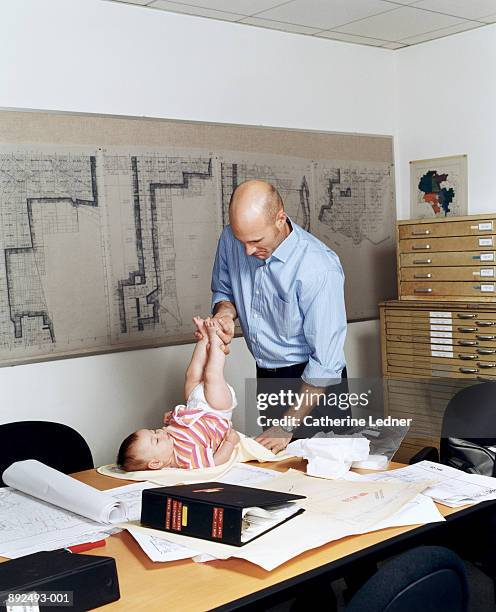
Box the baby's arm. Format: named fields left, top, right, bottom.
left=213, top=429, right=239, bottom=465
left=185, top=317, right=209, bottom=400
left=204, top=319, right=232, bottom=411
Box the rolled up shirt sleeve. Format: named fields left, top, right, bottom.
left=211, top=228, right=235, bottom=310
left=300, top=268, right=347, bottom=385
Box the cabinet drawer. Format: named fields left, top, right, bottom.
left=401, top=266, right=496, bottom=282
left=399, top=219, right=495, bottom=239
left=385, top=310, right=496, bottom=323
left=387, top=332, right=496, bottom=349
left=400, top=281, right=496, bottom=299
left=399, top=236, right=496, bottom=253
left=386, top=342, right=496, bottom=365
left=400, top=251, right=496, bottom=267
left=387, top=361, right=496, bottom=380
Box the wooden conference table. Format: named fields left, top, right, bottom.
left=3, top=459, right=495, bottom=611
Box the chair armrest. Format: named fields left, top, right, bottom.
left=410, top=447, right=439, bottom=464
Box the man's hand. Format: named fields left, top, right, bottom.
left=255, top=426, right=292, bottom=454
left=213, top=315, right=235, bottom=351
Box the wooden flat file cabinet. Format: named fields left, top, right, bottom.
left=397, top=214, right=496, bottom=301
left=380, top=300, right=496, bottom=462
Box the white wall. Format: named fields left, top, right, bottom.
left=395, top=25, right=496, bottom=219
left=0, top=0, right=394, bottom=465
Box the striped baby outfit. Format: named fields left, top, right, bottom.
left=167, top=383, right=237, bottom=469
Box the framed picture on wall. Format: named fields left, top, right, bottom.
left=410, top=154, right=468, bottom=219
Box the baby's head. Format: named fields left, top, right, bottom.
left=117, top=427, right=174, bottom=471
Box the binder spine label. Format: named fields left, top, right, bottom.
left=211, top=507, right=224, bottom=539
left=165, top=497, right=172, bottom=530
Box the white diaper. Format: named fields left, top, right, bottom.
left=177, top=382, right=237, bottom=421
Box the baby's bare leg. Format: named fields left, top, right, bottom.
left=185, top=317, right=208, bottom=399
left=204, top=319, right=232, bottom=411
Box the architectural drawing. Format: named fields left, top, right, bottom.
left=220, top=153, right=312, bottom=231
left=314, top=161, right=397, bottom=319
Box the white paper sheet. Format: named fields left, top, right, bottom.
left=0, top=478, right=155, bottom=559
left=125, top=470, right=431, bottom=570
left=350, top=460, right=496, bottom=507
left=216, top=463, right=281, bottom=486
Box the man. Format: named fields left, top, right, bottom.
left=209, top=179, right=348, bottom=453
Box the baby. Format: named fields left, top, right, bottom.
left=117, top=317, right=239, bottom=471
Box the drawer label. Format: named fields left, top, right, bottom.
left=480, top=253, right=495, bottom=262
left=480, top=284, right=495, bottom=292
left=430, top=338, right=452, bottom=345
left=480, top=269, right=495, bottom=277
left=429, top=318, right=452, bottom=324
left=431, top=350, right=454, bottom=358
left=430, top=324, right=452, bottom=331
left=478, top=222, right=493, bottom=231
left=479, top=238, right=494, bottom=246
left=431, top=331, right=453, bottom=338
left=429, top=311, right=452, bottom=318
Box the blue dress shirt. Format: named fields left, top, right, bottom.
left=211, top=219, right=347, bottom=384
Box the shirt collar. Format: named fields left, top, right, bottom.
left=270, top=217, right=298, bottom=263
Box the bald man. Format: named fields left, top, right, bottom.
left=210, top=180, right=348, bottom=453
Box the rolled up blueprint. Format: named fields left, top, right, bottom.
left=2, top=460, right=128, bottom=524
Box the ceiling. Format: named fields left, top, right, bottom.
left=104, top=0, right=496, bottom=49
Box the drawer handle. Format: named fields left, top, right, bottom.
left=458, top=340, right=478, bottom=346
left=458, top=354, right=477, bottom=360
left=476, top=334, right=496, bottom=340
left=411, top=229, right=431, bottom=236
left=414, top=273, right=432, bottom=279
left=458, top=327, right=477, bottom=332
left=478, top=362, right=496, bottom=368
left=412, top=244, right=431, bottom=250
left=460, top=367, right=479, bottom=374
left=477, top=375, right=495, bottom=382
left=476, top=321, right=496, bottom=327
left=457, top=313, right=477, bottom=319
left=413, top=259, right=432, bottom=264
left=414, top=287, right=433, bottom=293
left=478, top=348, right=496, bottom=355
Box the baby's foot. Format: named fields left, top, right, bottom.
left=205, top=318, right=225, bottom=349
left=193, top=316, right=208, bottom=342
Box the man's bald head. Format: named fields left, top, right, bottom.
left=228, top=180, right=290, bottom=260
left=229, top=180, right=283, bottom=225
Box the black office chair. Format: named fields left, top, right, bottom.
left=346, top=546, right=468, bottom=612
left=0, top=421, right=94, bottom=486
left=410, top=381, right=496, bottom=476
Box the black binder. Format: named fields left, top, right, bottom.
left=141, top=481, right=305, bottom=546
left=0, top=550, right=120, bottom=611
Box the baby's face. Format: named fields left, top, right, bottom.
left=133, top=427, right=174, bottom=470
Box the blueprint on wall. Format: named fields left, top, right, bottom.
left=0, top=146, right=395, bottom=365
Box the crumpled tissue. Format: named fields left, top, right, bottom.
left=286, top=436, right=371, bottom=478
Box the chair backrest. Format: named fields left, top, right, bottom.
left=346, top=546, right=468, bottom=612
left=0, top=421, right=94, bottom=486
left=440, top=382, right=496, bottom=475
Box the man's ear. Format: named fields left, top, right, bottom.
left=275, top=209, right=287, bottom=227
left=147, top=458, right=163, bottom=470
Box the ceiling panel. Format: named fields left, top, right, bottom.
left=150, top=0, right=288, bottom=14
left=110, top=0, right=155, bottom=5
left=318, top=31, right=390, bottom=46
left=149, top=0, right=243, bottom=20
left=414, top=0, right=496, bottom=21
left=335, top=5, right=463, bottom=40
left=239, top=17, right=322, bottom=35
left=399, top=20, right=483, bottom=44
left=255, top=0, right=395, bottom=30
